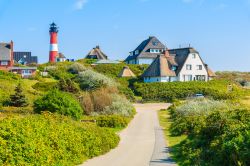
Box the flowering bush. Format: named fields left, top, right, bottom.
left=77, top=70, right=116, bottom=90
left=68, top=62, right=87, bottom=74
left=104, top=94, right=135, bottom=117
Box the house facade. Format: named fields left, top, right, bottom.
left=9, top=67, right=37, bottom=78
left=142, top=48, right=215, bottom=83
left=14, top=52, right=38, bottom=65
left=125, top=36, right=166, bottom=65
left=0, top=41, right=14, bottom=70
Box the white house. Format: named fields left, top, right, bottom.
left=142, top=48, right=215, bottom=83
left=125, top=36, right=166, bottom=65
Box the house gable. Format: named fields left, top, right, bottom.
left=178, top=52, right=208, bottom=81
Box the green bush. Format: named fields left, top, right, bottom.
left=169, top=100, right=250, bottom=166
left=134, top=81, right=242, bottom=102
left=175, top=109, right=250, bottom=166
left=77, top=70, right=116, bottom=90
left=32, top=82, right=58, bottom=92
left=83, top=115, right=130, bottom=128
left=170, top=99, right=229, bottom=136
left=68, top=62, right=87, bottom=74
left=58, top=78, right=80, bottom=93
left=0, top=114, right=119, bottom=166
left=104, top=94, right=135, bottom=117
left=34, top=89, right=83, bottom=120
left=92, top=64, right=148, bottom=78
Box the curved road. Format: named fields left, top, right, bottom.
left=82, top=103, right=176, bottom=166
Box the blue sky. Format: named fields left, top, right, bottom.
left=0, top=0, right=250, bottom=71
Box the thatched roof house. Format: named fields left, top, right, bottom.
left=142, top=48, right=215, bottom=83
left=118, top=66, right=136, bottom=77
left=85, top=46, right=108, bottom=60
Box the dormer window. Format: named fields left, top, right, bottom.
left=135, top=50, right=139, bottom=55
left=150, top=49, right=162, bottom=53
left=130, top=52, right=134, bottom=56
left=171, top=66, right=177, bottom=71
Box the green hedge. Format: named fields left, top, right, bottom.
left=134, top=81, right=243, bottom=101
left=0, top=114, right=119, bottom=166
left=82, top=115, right=130, bottom=128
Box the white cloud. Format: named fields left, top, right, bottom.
left=74, top=0, right=88, bottom=10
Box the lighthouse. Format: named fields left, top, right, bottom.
left=49, top=22, right=59, bottom=63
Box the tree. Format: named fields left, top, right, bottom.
left=9, top=83, right=28, bottom=107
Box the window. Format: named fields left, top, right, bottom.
left=186, top=64, right=192, bottom=70
left=171, top=66, right=177, bottom=71
left=130, top=52, right=134, bottom=56
left=192, top=54, right=196, bottom=59
left=196, top=75, right=206, bottom=81
left=197, top=65, right=202, bottom=70
left=135, top=50, right=139, bottom=55
left=0, top=61, right=8, bottom=66
left=183, top=75, right=192, bottom=81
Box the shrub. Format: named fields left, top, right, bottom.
left=104, top=94, right=135, bottom=117
left=77, top=70, right=116, bottom=90
left=175, top=108, right=250, bottom=166
left=34, top=89, right=83, bottom=120
left=134, top=81, right=242, bottom=102
left=170, top=99, right=229, bottom=136
left=32, top=82, right=58, bottom=92
left=0, top=114, right=119, bottom=166
left=68, top=62, right=87, bottom=74
left=9, top=83, right=28, bottom=107
left=58, top=78, right=80, bottom=93
left=79, top=92, right=94, bottom=115
left=91, top=88, right=113, bottom=113
left=83, top=115, right=130, bottom=128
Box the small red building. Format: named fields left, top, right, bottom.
left=9, top=67, right=37, bottom=78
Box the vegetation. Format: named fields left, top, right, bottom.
left=77, top=69, right=116, bottom=91
left=9, top=83, right=28, bottom=107
left=134, top=80, right=247, bottom=102
left=167, top=99, right=250, bottom=166
left=34, top=89, right=83, bottom=120
left=0, top=114, right=119, bottom=166
left=215, top=71, right=250, bottom=87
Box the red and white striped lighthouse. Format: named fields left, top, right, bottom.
left=49, top=22, right=59, bottom=63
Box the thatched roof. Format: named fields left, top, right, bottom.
left=207, top=67, right=216, bottom=77
left=85, top=46, right=108, bottom=60
left=142, top=55, right=176, bottom=77
left=125, top=36, right=166, bottom=61
left=118, top=66, right=136, bottom=77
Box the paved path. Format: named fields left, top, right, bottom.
left=82, top=103, right=176, bottom=166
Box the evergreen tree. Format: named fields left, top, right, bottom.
left=10, top=83, right=28, bottom=107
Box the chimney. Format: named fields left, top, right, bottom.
left=10, top=40, right=14, bottom=67
left=164, top=48, right=170, bottom=58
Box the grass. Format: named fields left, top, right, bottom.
left=241, top=96, right=250, bottom=107
left=158, top=109, right=187, bottom=163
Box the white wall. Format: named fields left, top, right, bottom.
left=144, top=76, right=178, bottom=83
left=138, top=58, right=154, bottom=65
left=179, top=53, right=208, bottom=82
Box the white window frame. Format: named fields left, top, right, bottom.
left=186, top=64, right=192, bottom=70
left=192, top=54, right=196, bottom=59
left=1, top=61, right=8, bottom=66
left=196, top=65, right=202, bottom=70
